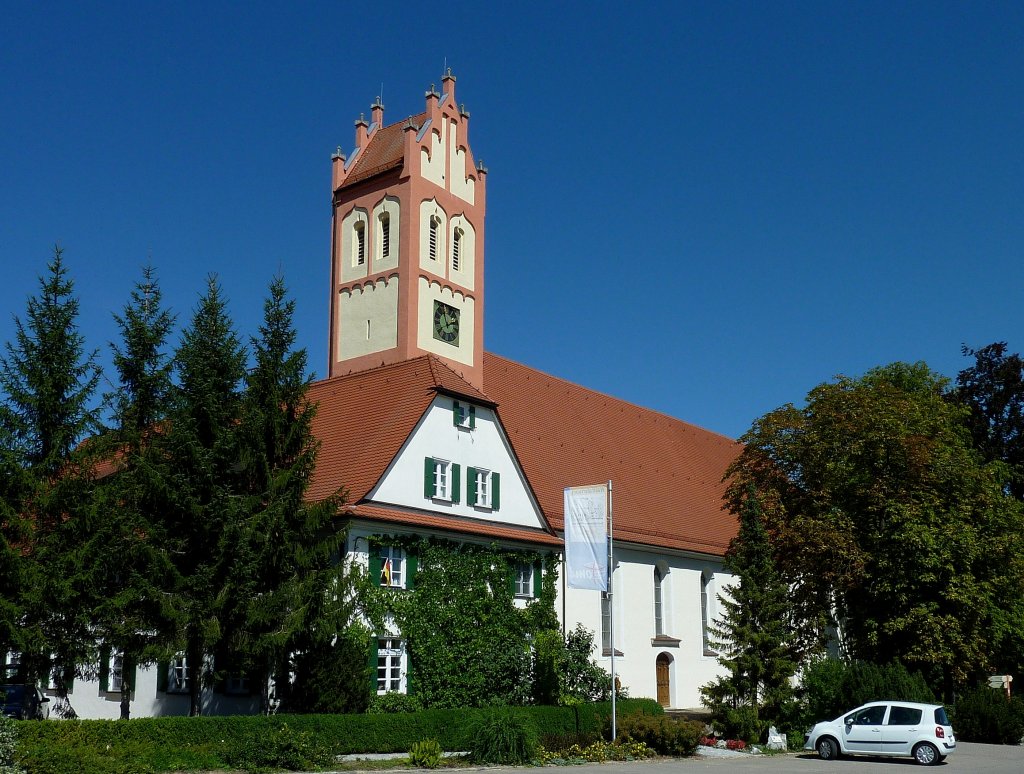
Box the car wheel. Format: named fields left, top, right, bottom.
left=816, top=737, right=839, bottom=760
left=912, top=742, right=939, bottom=765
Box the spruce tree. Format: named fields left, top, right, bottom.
left=227, top=277, right=349, bottom=713
left=700, top=486, right=798, bottom=741
left=89, top=266, right=179, bottom=719
left=164, top=276, right=246, bottom=716
left=0, top=246, right=101, bottom=716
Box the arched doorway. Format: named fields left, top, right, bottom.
left=656, top=653, right=672, bottom=707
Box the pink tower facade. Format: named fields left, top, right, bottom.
left=328, top=71, right=488, bottom=390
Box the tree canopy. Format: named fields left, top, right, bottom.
left=727, top=362, right=1024, bottom=693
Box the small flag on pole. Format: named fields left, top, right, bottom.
left=381, top=557, right=392, bottom=586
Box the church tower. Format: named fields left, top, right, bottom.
left=328, top=71, right=488, bottom=389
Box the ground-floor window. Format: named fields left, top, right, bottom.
left=376, top=638, right=406, bottom=694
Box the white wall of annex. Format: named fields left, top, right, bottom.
left=557, top=546, right=733, bottom=709
left=370, top=397, right=545, bottom=531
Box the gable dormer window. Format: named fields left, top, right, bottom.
left=354, top=221, right=366, bottom=266
left=452, top=400, right=476, bottom=429
left=429, top=215, right=440, bottom=261
left=380, top=212, right=390, bottom=258
left=452, top=227, right=463, bottom=271
left=468, top=466, right=500, bottom=510
left=424, top=457, right=460, bottom=503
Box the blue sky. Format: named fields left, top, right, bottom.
left=2, top=1, right=1022, bottom=440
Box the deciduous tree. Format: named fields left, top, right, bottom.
left=727, top=362, right=1024, bottom=696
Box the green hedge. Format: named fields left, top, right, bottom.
left=16, top=699, right=663, bottom=774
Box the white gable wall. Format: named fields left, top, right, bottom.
left=369, top=396, right=546, bottom=530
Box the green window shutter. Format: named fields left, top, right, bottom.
left=451, top=464, right=461, bottom=504
left=469, top=405, right=476, bottom=429
left=533, top=560, right=542, bottom=598
left=453, top=400, right=462, bottom=426
left=491, top=472, right=501, bottom=510
left=157, top=660, right=169, bottom=692
left=406, top=550, right=417, bottom=589
left=507, top=561, right=517, bottom=597
left=405, top=647, right=413, bottom=696
left=369, top=544, right=383, bottom=587
left=467, top=467, right=477, bottom=506
left=98, top=646, right=110, bottom=692
left=64, top=666, right=74, bottom=693
left=368, top=637, right=379, bottom=694
left=424, top=457, right=434, bottom=498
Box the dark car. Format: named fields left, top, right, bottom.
left=0, top=684, right=50, bottom=720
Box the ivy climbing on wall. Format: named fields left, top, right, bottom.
left=364, top=535, right=560, bottom=709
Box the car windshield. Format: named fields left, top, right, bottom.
left=1, top=685, right=24, bottom=703
left=934, top=707, right=950, bottom=725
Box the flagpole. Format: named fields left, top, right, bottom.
left=608, top=479, right=616, bottom=741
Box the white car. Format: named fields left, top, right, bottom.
left=804, top=701, right=956, bottom=765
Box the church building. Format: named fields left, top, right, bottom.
left=311, top=71, right=742, bottom=710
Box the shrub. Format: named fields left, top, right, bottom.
left=798, top=658, right=935, bottom=728
left=612, top=712, right=701, bottom=757
left=225, top=723, right=331, bottom=772
left=715, top=704, right=764, bottom=744
left=952, top=687, right=1024, bottom=745
left=467, top=706, right=539, bottom=765
left=408, top=738, right=443, bottom=769
left=0, top=716, right=23, bottom=774
left=368, top=691, right=424, bottom=714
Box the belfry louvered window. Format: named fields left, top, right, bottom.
left=354, top=221, right=366, bottom=265
left=380, top=213, right=390, bottom=258
left=452, top=227, right=462, bottom=271
left=429, top=215, right=440, bottom=261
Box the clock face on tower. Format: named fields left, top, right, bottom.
left=432, top=300, right=460, bottom=345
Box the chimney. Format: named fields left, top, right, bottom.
left=354, top=112, right=369, bottom=148
left=371, top=96, right=384, bottom=129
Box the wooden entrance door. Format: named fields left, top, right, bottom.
left=656, top=654, right=671, bottom=707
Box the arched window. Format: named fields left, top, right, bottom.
left=428, top=215, right=440, bottom=261
left=452, top=227, right=463, bottom=271
left=701, top=571, right=713, bottom=654
left=379, top=212, right=390, bottom=259
left=654, top=566, right=664, bottom=636
left=354, top=221, right=366, bottom=266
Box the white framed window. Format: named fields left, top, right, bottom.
left=354, top=221, right=366, bottom=266
left=376, top=637, right=406, bottom=694
left=424, top=457, right=459, bottom=503
left=225, top=673, right=250, bottom=695
left=379, top=212, right=390, bottom=259
left=109, top=651, right=124, bottom=692
left=701, top=571, right=714, bottom=654
left=654, top=567, right=665, bottom=636
left=379, top=545, right=406, bottom=588
left=167, top=653, right=189, bottom=693
left=514, top=562, right=534, bottom=598
left=452, top=400, right=476, bottom=429
left=474, top=468, right=490, bottom=507
left=428, top=215, right=440, bottom=261
left=3, top=651, right=20, bottom=681
left=452, top=227, right=463, bottom=271
left=467, top=466, right=500, bottom=510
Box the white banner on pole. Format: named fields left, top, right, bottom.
left=564, top=484, right=609, bottom=590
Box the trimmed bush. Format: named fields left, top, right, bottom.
left=952, top=687, right=1024, bottom=745
left=368, top=691, right=424, bottom=714
left=14, top=699, right=664, bottom=774
left=408, top=738, right=443, bottom=768
left=224, top=722, right=331, bottom=771
left=0, top=715, right=23, bottom=774
left=467, top=707, right=539, bottom=765
left=611, top=712, right=702, bottom=757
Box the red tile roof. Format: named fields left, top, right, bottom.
left=482, top=353, right=741, bottom=556
left=340, top=113, right=427, bottom=189
left=307, top=355, right=487, bottom=503
left=309, top=353, right=740, bottom=557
